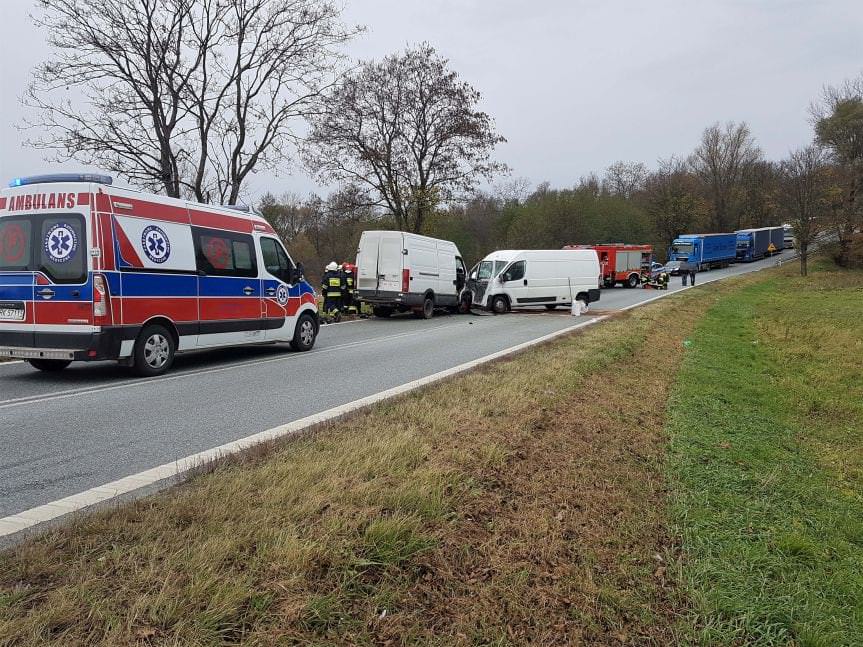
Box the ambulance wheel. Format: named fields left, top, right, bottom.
left=28, top=359, right=71, bottom=372
left=544, top=304, right=558, bottom=310
left=373, top=306, right=392, bottom=318
left=491, top=295, right=510, bottom=314
left=133, top=324, right=175, bottom=377
left=290, top=313, right=317, bottom=352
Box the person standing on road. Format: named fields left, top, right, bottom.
left=681, top=260, right=690, bottom=286
left=321, top=261, right=343, bottom=315
left=688, top=264, right=697, bottom=286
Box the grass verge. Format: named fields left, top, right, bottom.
left=668, top=259, right=863, bottom=645
left=0, top=270, right=746, bottom=646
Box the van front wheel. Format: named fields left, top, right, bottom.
left=491, top=295, right=510, bottom=314
left=133, top=324, right=175, bottom=377
left=290, top=313, right=317, bottom=351
left=28, top=359, right=71, bottom=372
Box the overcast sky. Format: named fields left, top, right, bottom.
left=1, top=0, right=861, bottom=200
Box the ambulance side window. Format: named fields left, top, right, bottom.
left=260, top=237, right=294, bottom=284
left=192, top=227, right=257, bottom=278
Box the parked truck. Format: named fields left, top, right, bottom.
left=667, top=233, right=737, bottom=270
left=735, top=227, right=785, bottom=262
left=564, top=243, right=652, bottom=288
left=769, top=226, right=785, bottom=254
left=783, top=224, right=796, bottom=249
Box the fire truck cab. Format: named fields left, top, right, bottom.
left=0, top=173, right=318, bottom=376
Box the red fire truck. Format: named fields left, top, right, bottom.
left=564, top=243, right=653, bottom=288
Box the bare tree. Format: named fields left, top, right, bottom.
left=24, top=0, right=358, bottom=203
left=258, top=191, right=315, bottom=241
left=779, top=146, right=829, bottom=276
left=690, top=122, right=762, bottom=231
left=812, top=74, right=863, bottom=266
left=305, top=44, right=507, bottom=233
left=603, top=161, right=647, bottom=198
left=644, top=157, right=707, bottom=253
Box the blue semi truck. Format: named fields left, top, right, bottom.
left=735, top=226, right=785, bottom=262
left=668, top=233, right=737, bottom=270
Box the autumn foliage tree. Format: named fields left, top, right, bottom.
left=305, top=44, right=507, bottom=233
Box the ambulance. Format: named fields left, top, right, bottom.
left=0, top=174, right=318, bottom=376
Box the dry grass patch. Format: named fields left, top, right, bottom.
left=0, top=273, right=763, bottom=646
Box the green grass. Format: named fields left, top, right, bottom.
left=667, top=260, right=863, bottom=645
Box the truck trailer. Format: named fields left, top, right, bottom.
left=668, top=233, right=737, bottom=270
left=564, top=243, right=652, bottom=288
left=735, top=227, right=785, bottom=262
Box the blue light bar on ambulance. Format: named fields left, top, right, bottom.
left=8, top=173, right=114, bottom=188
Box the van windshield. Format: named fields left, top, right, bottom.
left=476, top=260, right=508, bottom=280
left=0, top=214, right=87, bottom=283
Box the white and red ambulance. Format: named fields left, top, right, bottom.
left=0, top=174, right=318, bottom=376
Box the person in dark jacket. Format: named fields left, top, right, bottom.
left=688, top=264, right=697, bottom=286
left=681, top=260, right=690, bottom=286
left=321, top=261, right=343, bottom=315
left=341, top=263, right=357, bottom=314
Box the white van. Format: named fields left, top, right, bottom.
left=356, top=230, right=467, bottom=318
left=464, top=249, right=601, bottom=314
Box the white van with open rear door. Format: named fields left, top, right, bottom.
left=355, top=230, right=467, bottom=318
left=464, top=249, right=601, bottom=314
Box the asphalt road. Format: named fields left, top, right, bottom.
left=0, top=250, right=793, bottom=517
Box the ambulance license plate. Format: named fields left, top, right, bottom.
left=0, top=307, right=24, bottom=321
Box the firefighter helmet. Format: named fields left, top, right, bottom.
left=325, top=261, right=338, bottom=271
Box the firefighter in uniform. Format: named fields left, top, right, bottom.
left=322, top=261, right=344, bottom=316
left=341, top=263, right=358, bottom=314
left=658, top=271, right=669, bottom=290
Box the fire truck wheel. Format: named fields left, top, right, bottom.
left=133, top=324, right=175, bottom=377
left=290, top=313, right=317, bottom=352
left=28, top=359, right=72, bottom=372
left=625, top=274, right=640, bottom=288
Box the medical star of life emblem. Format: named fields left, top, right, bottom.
left=44, top=223, right=78, bottom=264
left=141, top=225, right=171, bottom=264
left=276, top=284, right=289, bottom=306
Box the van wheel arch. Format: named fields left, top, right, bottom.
left=138, top=317, right=180, bottom=349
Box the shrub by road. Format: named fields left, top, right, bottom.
left=0, top=261, right=860, bottom=645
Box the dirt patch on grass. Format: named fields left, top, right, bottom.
left=0, top=275, right=762, bottom=645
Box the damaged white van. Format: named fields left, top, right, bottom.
left=463, top=249, right=601, bottom=314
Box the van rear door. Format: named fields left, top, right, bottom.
left=33, top=214, right=93, bottom=343
left=0, top=216, right=35, bottom=347
left=376, top=232, right=404, bottom=294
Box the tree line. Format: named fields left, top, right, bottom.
left=23, top=0, right=863, bottom=279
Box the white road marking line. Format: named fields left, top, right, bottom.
left=0, top=360, right=25, bottom=368
left=0, top=320, right=465, bottom=410
left=0, top=316, right=606, bottom=540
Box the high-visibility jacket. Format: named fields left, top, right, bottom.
left=322, top=270, right=344, bottom=298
